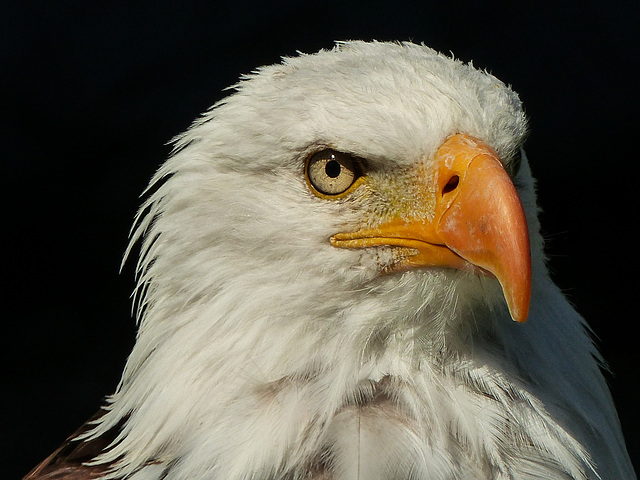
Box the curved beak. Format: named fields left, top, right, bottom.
left=331, top=134, right=531, bottom=323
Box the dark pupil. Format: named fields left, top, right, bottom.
left=325, top=160, right=341, bottom=178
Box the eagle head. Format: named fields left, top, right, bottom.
left=30, top=41, right=633, bottom=480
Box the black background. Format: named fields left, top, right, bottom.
left=4, top=1, right=638, bottom=477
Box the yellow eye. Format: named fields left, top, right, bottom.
left=306, top=149, right=362, bottom=196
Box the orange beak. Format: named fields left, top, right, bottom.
left=330, top=134, right=531, bottom=322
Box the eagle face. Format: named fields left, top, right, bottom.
left=27, top=41, right=635, bottom=480
left=130, top=42, right=532, bottom=352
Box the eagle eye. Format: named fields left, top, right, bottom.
left=306, top=149, right=362, bottom=196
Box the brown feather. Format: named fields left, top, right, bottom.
left=23, top=409, right=123, bottom=480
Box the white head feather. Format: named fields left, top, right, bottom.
left=84, top=41, right=634, bottom=480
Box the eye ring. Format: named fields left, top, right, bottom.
left=305, top=149, right=363, bottom=197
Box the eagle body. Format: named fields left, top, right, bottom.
left=26, top=41, right=635, bottom=480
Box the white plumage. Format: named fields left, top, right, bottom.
left=26, top=41, right=635, bottom=480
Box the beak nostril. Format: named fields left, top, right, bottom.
left=442, top=175, right=460, bottom=195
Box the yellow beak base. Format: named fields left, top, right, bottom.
left=331, top=134, right=531, bottom=323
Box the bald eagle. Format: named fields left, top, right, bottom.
left=25, top=41, right=635, bottom=480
